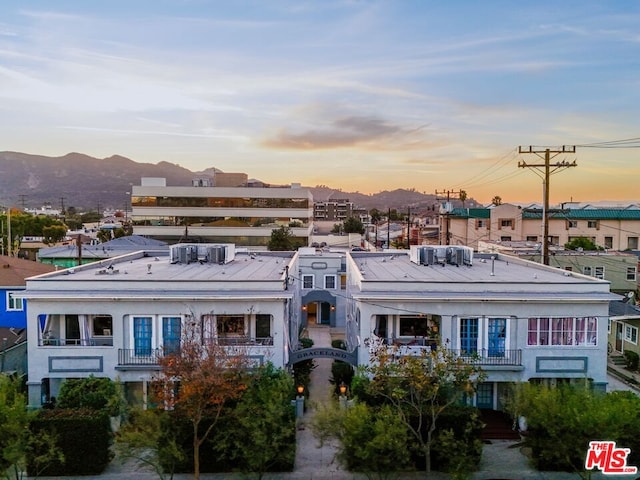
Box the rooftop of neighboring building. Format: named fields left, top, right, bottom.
left=37, top=235, right=168, bottom=260
left=0, top=256, right=56, bottom=287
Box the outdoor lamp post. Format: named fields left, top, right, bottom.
left=339, top=382, right=347, bottom=409
left=295, top=385, right=304, bottom=418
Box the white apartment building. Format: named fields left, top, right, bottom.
left=23, top=244, right=301, bottom=408
left=345, top=246, right=618, bottom=409
left=130, top=177, right=314, bottom=247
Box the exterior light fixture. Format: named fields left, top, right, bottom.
left=297, top=385, right=304, bottom=395
left=339, top=382, right=347, bottom=396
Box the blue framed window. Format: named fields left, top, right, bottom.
left=162, top=316, right=181, bottom=354
left=133, top=316, right=153, bottom=356
left=487, top=318, right=506, bottom=357
left=460, top=318, right=478, bottom=355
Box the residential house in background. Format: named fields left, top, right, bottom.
left=344, top=246, right=617, bottom=410
left=477, top=240, right=639, bottom=294
left=130, top=177, right=313, bottom=247
left=446, top=203, right=640, bottom=252
left=37, top=235, right=168, bottom=268
left=608, top=297, right=640, bottom=357
left=0, top=256, right=55, bottom=375
left=0, top=256, right=56, bottom=328
left=23, top=244, right=301, bottom=408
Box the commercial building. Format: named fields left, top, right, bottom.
left=130, top=177, right=313, bottom=246
left=344, top=246, right=617, bottom=409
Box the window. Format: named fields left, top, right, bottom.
left=627, top=266, right=637, bottom=282
left=604, top=237, right=613, bottom=249
left=567, top=220, right=578, bottom=228
left=92, top=315, right=113, bottom=337
left=460, top=318, right=479, bottom=354
left=500, top=219, right=513, bottom=229
left=550, top=236, right=560, bottom=246
left=217, top=315, right=245, bottom=337
left=487, top=318, right=506, bottom=357
left=302, top=275, right=314, bottom=289
left=476, top=219, right=487, bottom=228
left=133, top=316, right=153, bottom=356
left=162, top=316, right=181, bottom=354
left=628, top=237, right=639, bottom=250
left=324, top=275, right=336, bottom=289
left=500, top=236, right=512, bottom=242
left=587, top=221, right=598, bottom=229
left=256, top=314, right=272, bottom=343
left=565, top=266, right=573, bottom=272
left=583, top=266, right=592, bottom=276
left=6, top=292, right=23, bottom=311
left=625, top=325, right=638, bottom=345
left=526, top=236, right=538, bottom=242
left=527, top=317, right=597, bottom=346
left=594, top=266, right=605, bottom=280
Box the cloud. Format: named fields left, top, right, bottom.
left=262, top=115, right=403, bottom=150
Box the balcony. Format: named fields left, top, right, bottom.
left=448, top=349, right=522, bottom=367
left=118, top=349, right=163, bottom=366
left=40, top=337, right=113, bottom=347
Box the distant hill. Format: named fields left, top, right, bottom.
left=0, top=151, right=479, bottom=213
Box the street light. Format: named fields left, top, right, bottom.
left=339, top=382, right=348, bottom=409
left=292, top=385, right=305, bottom=419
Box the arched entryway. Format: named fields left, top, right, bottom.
left=301, top=290, right=337, bottom=328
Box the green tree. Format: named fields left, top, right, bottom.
left=491, top=196, right=502, bottom=206
left=42, top=225, right=67, bottom=245
left=96, top=229, right=112, bottom=243
left=0, top=375, right=62, bottom=480
left=268, top=226, right=294, bottom=251
left=81, top=211, right=102, bottom=224
left=459, top=190, right=467, bottom=208
left=564, top=236, right=602, bottom=251
left=369, top=208, right=383, bottom=224
left=343, top=216, right=365, bottom=234
left=505, top=383, right=640, bottom=475
left=364, top=346, right=485, bottom=473
left=224, top=364, right=296, bottom=478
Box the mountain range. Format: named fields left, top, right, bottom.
left=0, top=152, right=477, bottom=213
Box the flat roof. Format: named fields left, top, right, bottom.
left=28, top=249, right=295, bottom=285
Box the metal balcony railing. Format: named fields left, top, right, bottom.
left=118, top=349, right=163, bottom=366
left=447, top=349, right=522, bottom=366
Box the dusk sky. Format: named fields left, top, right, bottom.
left=1, top=1, right=638, bottom=205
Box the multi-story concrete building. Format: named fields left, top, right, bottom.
left=345, top=246, right=617, bottom=409
left=445, top=203, right=640, bottom=252
left=23, top=244, right=301, bottom=408
left=131, top=177, right=313, bottom=246
left=313, top=198, right=367, bottom=222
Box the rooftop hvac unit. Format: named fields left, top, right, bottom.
left=207, top=246, right=226, bottom=265
left=171, top=245, right=198, bottom=264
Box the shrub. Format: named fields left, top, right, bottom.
left=624, top=350, right=639, bottom=371
left=330, top=361, right=354, bottom=395
left=56, top=376, right=123, bottom=416
left=27, top=408, right=112, bottom=476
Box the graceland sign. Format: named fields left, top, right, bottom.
left=290, top=347, right=358, bottom=366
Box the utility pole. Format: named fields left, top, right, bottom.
left=435, top=189, right=464, bottom=245
left=406, top=207, right=411, bottom=249
left=518, top=146, right=577, bottom=265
